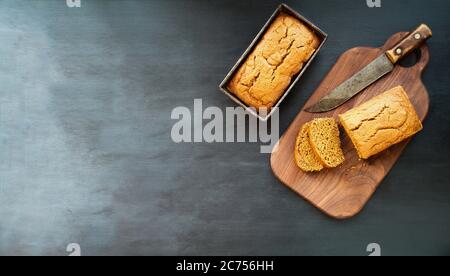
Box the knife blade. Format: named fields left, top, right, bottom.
left=305, top=24, right=432, bottom=113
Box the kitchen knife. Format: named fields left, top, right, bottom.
left=305, top=24, right=432, bottom=113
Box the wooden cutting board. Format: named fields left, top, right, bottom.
left=270, top=32, right=430, bottom=219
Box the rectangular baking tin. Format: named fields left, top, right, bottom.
left=219, top=3, right=328, bottom=121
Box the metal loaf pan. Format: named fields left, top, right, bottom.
left=219, top=3, right=328, bottom=121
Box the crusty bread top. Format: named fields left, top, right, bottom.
left=339, top=86, right=423, bottom=159
left=227, top=13, right=320, bottom=110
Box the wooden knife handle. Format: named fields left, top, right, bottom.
left=386, top=24, right=432, bottom=64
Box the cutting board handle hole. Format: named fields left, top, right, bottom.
left=398, top=49, right=421, bottom=68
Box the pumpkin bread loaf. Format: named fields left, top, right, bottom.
left=339, top=86, right=423, bottom=159
left=227, top=13, right=320, bottom=110
left=308, top=118, right=345, bottom=168
left=294, top=122, right=324, bottom=172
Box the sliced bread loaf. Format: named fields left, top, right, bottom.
left=308, top=118, right=345, bottom=168
left=339, top=86, right=423, bottom=159
left=294, top=122, right=324, bottom=172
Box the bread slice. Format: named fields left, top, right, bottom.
left=308, top=118, right=345, bottom=168
left=294, top=122, right=324, bottom=172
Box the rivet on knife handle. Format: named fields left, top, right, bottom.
left=385, top=24, right=433, bottom=64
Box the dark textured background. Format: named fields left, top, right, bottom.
left=0, top=0, right=449, bottom=256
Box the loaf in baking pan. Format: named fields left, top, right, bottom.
left=294, top=122, right=324, bottom=172
left=339, top=86, right=423, bottom=159
left=227, top=12, right=320, bottom=110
